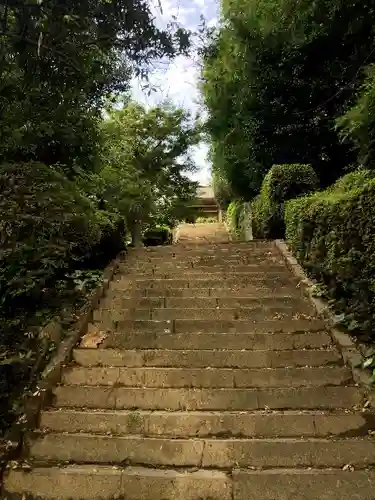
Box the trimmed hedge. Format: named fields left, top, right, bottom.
left=251, top=164, right=318, bottom=239
left=285, top=171, right=375, bottom=337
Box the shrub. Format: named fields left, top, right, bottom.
left=0, top=162, right=125, bottom=344
left=250, top=195, right=263, bottom=239
left=328, top=168, right=375, bottom=193
left=142, top=226, right=172, bottom=246
left=226, top=200, right=253, bottom=240
left=252, top=164, right=319, bottom=239
left=226, top=200, right=243, bottom=238
left=285, top=175, right=375, bottom=337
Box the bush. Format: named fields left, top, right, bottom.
left=0, top=162, right=125, bottom=344
left=0, top=161, right=126, bottom=432
left=142, top=226, right=172, bottom=246
left=226, top=200, right=243, bottom=238
left=328, top=168, right=375, bottom=194
left=252, top=164, right=319, bottom=239
left=285, top=174, right=375, bottom=337
left=251, top=195, right=263, bottom=239
left=226, top=200, right=252, bottom=240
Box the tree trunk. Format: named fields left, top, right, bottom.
left=131, top=220, right=143, bottom=247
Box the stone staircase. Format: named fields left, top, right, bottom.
left=4, top=223, right=375, bottom=499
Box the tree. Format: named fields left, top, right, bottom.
left=0, top=0, right=190, bottom=172
left=336, top=64, right=375, bottom=169
left=201, top=0, right=375, bottom=199
left=98, top=100, right=201, bottom=244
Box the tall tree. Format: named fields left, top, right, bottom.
left=202, top=0, right=375, bottom=199
left=97, top=100, right=200, bottom=243
left=0, top=0, right=189, bottom=171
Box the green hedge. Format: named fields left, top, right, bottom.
left=285, top=171, right=375, bottom=336
left=252, top=163, right=318, bottom=239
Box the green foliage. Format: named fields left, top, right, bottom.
left=0, top=0, right=190, bottom=172
left=142, top=226, right=172, bottom=246
left=202, top=0, right=375, bottom=199
left=212, top=169, right=232, bottom=209
left=99, top=100, right=200, bottom=237
left=0, top=162, right=124, bottom=344
left=328, top=168, right=375, bottom=193
left=226, top=200, right=251, bottom=239
left=285, top=174, right=375, bottom=337
left=226, top=200, right=243, bottom=238
left=0, top=0, right=195, bottom=434
left=337, top=64, right=375, bottom=169
left=196, top=217, right=218, bottom=223
left=252, top=163, right=318, bottom=239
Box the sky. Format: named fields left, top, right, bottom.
left=131, top=0, right=219, bottom=186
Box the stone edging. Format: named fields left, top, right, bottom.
left=0, top=253, right=123, bottom=471
left=274, top=239, right=374, bottom=396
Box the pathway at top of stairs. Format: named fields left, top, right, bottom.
left=4, top=222, right=375, bottom=499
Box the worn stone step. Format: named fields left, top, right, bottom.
left=62, top=366, right=351, bottom=388
left=94, top=306, right=316, bottom=322
left=109, top=286, right=302, bottom=298
left=117, top=277, right=296, bottom=290
left=27, top=434, right=375, bottom=468
left=136, top=241, right=274, bottom=252
left=233, top=469, right=375, bottom=500
left=27, top=434, right=202, bottom=467
left=103, top=331, right=332, bottom=350
left=101, top=317, right=326, bottom=334
left=129, top=266, right=288, bottom=276
left=132, top=248, right=280, bottom=260
left=40, top=409, right=373, bottom=438
left=102, top=294, right=307, bottom=309
left=3, top=466, right=232, bottom=500
left=53, top=386, right=362, bottom=410
left=202, top=437, right=375, bottom=468
left=125, top=271, right=295, bottom=281
left=72, top=347, right=341, bottom=368
left=129, top=260, right=285, bottom=271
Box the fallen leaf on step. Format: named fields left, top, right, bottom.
left=80, top=324, right=107, bottom=348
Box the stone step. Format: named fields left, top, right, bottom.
left=62, top=366, right=351, bottom=388
left=40, top=409, right=374, bottom=438
left=6, top=466, right=375, bottom=500
left=136, top=241, right=274, bottom=252
left=53, top=386, right=362, bottom=410
left=3, top=466, right=232, bottom=500
left=118, top=271, right=295, bottom=281
left=127, top=265, right=287, bottom=275
left=129, top=258, right=285, bottom=270
left=102, top=317, right=326, bottom=334
left=116, top=277, right=296, bottom=290
left=94, top=306, right=316, bottom=322
left=109, top=286, right=301, bottom=298
left=26, top=434, right=375, bottom=469
left=102, top=294, right=306, bottom=309
left=103, top=331, right=332, bottom=350
left=72, top=347, right=341, bottom=368
left=233, top=469, right=375, bottom=500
